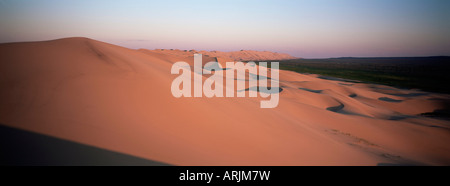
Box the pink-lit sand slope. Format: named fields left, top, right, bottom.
left=1, top=38, right=449, bottom=165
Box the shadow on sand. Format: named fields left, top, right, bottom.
left=238, top=87, right=283, bottom=94
left=0, top=124, right=171, bottom=166
left=378, top=97, right=403, bottom=103
left=298, top=88, right=323, bottom=93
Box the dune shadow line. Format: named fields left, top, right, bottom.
left=238, top=86, right=283, bottom=94
left=378, top=97, right=403, bottom=103
left=0, top=124, right=171, bottom=166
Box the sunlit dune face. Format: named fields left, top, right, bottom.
left=0, top=38, right=449, bottom=165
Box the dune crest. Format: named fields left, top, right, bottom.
left=1, top=37, right=449, bottom=165
left=143, top=48, right=297, bottom=62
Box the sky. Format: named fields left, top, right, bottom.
left=0, top=0, right=449, bottom=58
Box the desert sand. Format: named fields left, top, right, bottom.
left=141, top=48, right=296, bottom=62
left=0, top=37, right=449, bottom=165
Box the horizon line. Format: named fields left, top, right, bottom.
left=1, top=37, right=449, bottom=59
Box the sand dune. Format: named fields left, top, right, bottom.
left=145, top=48, right=297, bottom=62
left=1, top=37, right=449, bottom=165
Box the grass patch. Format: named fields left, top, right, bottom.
left=254, top=57, right=450, bottom=94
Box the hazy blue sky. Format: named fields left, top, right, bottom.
left=0, top=0, right=449, bottom=58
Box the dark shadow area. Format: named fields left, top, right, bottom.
left=420, top=109, right=450, bottom=120
left=339, top=83, right=354, bottom=86
left=317, top=75, right=361, bottom=83
left=389, top=116, right=449, bottom=129
left=249, top=73, right=272, bottom=80
left=326, top=103, right=345, bottom=112
left=378, top=97, right=403, bottom=103
left=238, top=87, right=283, bottom=94
left=349, top=94, right=357, bottom=98
left=0, top=124, right=171, bottom=166
left=233, top=73, right=272, bottom=81
left=298, top=88, right=323, bottom=93
left=388, top=92, right=429, bottom=97
left=388, top=115, right=416, bottom=121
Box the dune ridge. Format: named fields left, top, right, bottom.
left=142, top=48, right=297, bottom=62
left=0, top=37, right=449, bottom=165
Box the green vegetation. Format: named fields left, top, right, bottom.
left=256, top=57, right=450, bottom=94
